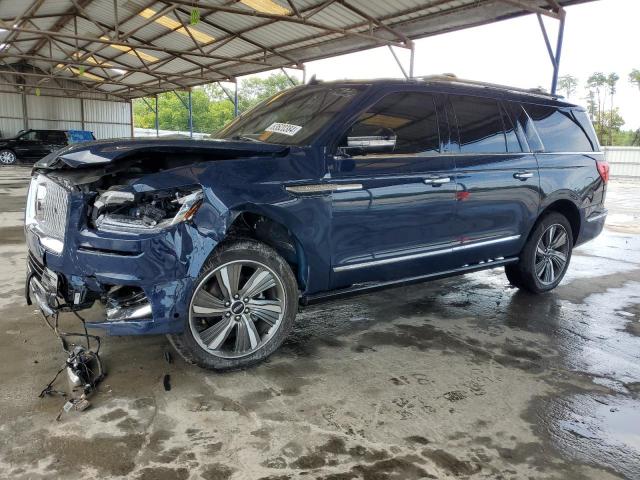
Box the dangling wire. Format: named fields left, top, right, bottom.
left=38, top=305, right=104, bottom=399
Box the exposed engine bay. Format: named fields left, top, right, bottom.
left=91, top=185, right=203, bottom=233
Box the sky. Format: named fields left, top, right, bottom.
left=261, top=0, right=639, bottom=130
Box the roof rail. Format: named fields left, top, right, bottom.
left=418, top=74, right=562, bottom=99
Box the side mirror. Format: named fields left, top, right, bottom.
left=347, top=135, right=396, bottom=149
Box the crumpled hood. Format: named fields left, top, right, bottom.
left=35, top=137, right=289, bottom=169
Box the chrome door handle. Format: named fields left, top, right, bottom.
left=513, top=171, right=534, bottom=181
left=423, top=176, right=451, bottom=185
left=285, top=183, right=362, bottom=195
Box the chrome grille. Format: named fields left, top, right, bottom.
left=33, top=176, right=69, bottom=244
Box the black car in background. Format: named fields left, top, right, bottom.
left=0, top=129, right=95, bottom=165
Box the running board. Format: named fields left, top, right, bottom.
left=300, top=257, right=519, bottom=306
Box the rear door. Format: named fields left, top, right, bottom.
left=328, top=90, right=458, bottom=288
left=42, top=130, right=68, bottom=153
left=520, top=103, right=603, bottom=227
left=447, top=94, right=540, bottom=264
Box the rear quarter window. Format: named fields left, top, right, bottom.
left=523, top=104, right=594, bottom=152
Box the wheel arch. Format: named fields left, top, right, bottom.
left=539, top=199, right=581, bottom=244
left=223, top=207, right=310, bottom=292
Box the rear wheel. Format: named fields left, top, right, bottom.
left=168, top=239, right=298, bottom=371
left=0, top=149, right=17, bottom=165
left=505, top=212, right=573, bottom=293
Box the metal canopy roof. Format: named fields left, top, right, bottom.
left=0, top=0, right=592, bottom=100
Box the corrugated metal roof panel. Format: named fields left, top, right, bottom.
left=0, top=0, right=595, bottom=98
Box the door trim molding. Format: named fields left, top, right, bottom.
left=333, top=235, right=521, bottom=272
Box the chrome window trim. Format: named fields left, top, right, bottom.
left=343, top=152, right=603, bottom=159
left=535, top=151, right=604, bottom=155
left=333, top=235, right=521, bottom=272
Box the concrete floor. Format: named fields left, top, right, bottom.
left=0, top=166, right=639, bottom=480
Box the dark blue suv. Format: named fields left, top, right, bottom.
left=25, top=77, right=608, bottom=370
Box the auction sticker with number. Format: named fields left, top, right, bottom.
left=265, top=122, right=302, bottom=136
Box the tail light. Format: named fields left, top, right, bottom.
left=596, top=160, right=610, bottom=184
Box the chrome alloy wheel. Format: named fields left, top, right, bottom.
left=189, top=260, right=286, bottom=359
left=535, top=224, right=569, bottom=285
left=0, top=150, right=16, bottom=165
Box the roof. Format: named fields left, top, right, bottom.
left=288, top=75, right=578, bottom=108
left=0, top=0, right=594, bottom=100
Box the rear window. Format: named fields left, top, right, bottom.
left=522, top=104, right=594, bottom=152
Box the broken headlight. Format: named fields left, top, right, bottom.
left=93, top=186, right=203, bottom=233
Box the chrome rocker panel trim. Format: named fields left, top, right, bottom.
left=333, top=235, right=521, bottom=272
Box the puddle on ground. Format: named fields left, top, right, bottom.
left=545, top=393, right=640, bottom=479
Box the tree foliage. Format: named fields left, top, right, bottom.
left=558, top=75, right=578, bottom=99
left=133, top=73, right=298, bottom=134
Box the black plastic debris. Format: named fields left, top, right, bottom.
left=163, top=374, right=171, bottom=391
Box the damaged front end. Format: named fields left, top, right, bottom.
left=25, top=138, right=287, bottom=335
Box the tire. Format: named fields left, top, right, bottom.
left=505, top=212, right=573, bottom=294
left=168, top=239, right=298, bottom=371
left=0, top=149, right=17, bottom=165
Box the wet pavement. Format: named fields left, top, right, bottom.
left=0, top=165, right=639, bottom=479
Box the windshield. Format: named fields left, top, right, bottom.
left=215, top=85, right=364, bottom=146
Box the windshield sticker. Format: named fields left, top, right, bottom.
left=265, top=122, right=302, bottom=136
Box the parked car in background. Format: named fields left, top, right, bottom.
left=0, top=129, right=95, bottom=165
left=24, top=77, right=608, bottom=371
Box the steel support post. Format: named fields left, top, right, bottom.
left=537, top=9, right=566, bottom=95
left=409, top=42, right=415, bottom=78
left=154, top=94, right=159, bottom=137
left=388, top=45, right=408, bottom=79
left=551, top=14, right=565, bottom=95
left=234, top=81, right=239, bottom=118
left=188, top=89, right=193, bottom=138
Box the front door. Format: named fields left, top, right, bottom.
left=13, top=130, right=46, bottom=159
left=329, top=90, right=458, bottom=289
left=446, top=94, right=541, bottom=265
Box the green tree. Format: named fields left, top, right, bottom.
left=629, top=69, right=640, bottom=145
left=630, top=69, right=640, bottom=91
left=605, top=73, right=619, bottom=145
left=558, top=74, right=578, bottom=99
left=133, top=73, right=298, bottom=134
left=237, top=73, right=299, bottom=112
left=587, top=72, right=607, bottom=138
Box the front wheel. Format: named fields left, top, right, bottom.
left=505, top=212, right=573, bottom=293
left=168, top=239, right=298, bottom=371
left=0, top=149, right=17, bottom=165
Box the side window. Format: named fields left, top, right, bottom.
left=572, top=109, right=599, bottom=150
left=20, top=131, right=38, bottom=141
left=500, top=104, right=522, bottom=153
left=511, top=104, right=543, bottom=152
left=339, top=92, right=440, bottom=155
left=35, top=131, right=50, bottom=142
left=48, top=131, right=67, bottom=144
left=450, top=95, right=507, bottom=153
left=523, top=104, right=594, bottom=152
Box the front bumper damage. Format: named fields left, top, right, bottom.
left=25, top=213, right=219, bottom=335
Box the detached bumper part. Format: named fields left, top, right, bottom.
left=105, top=287, right=152, bottom=322
left=28, top=276, right=56, bottom=316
